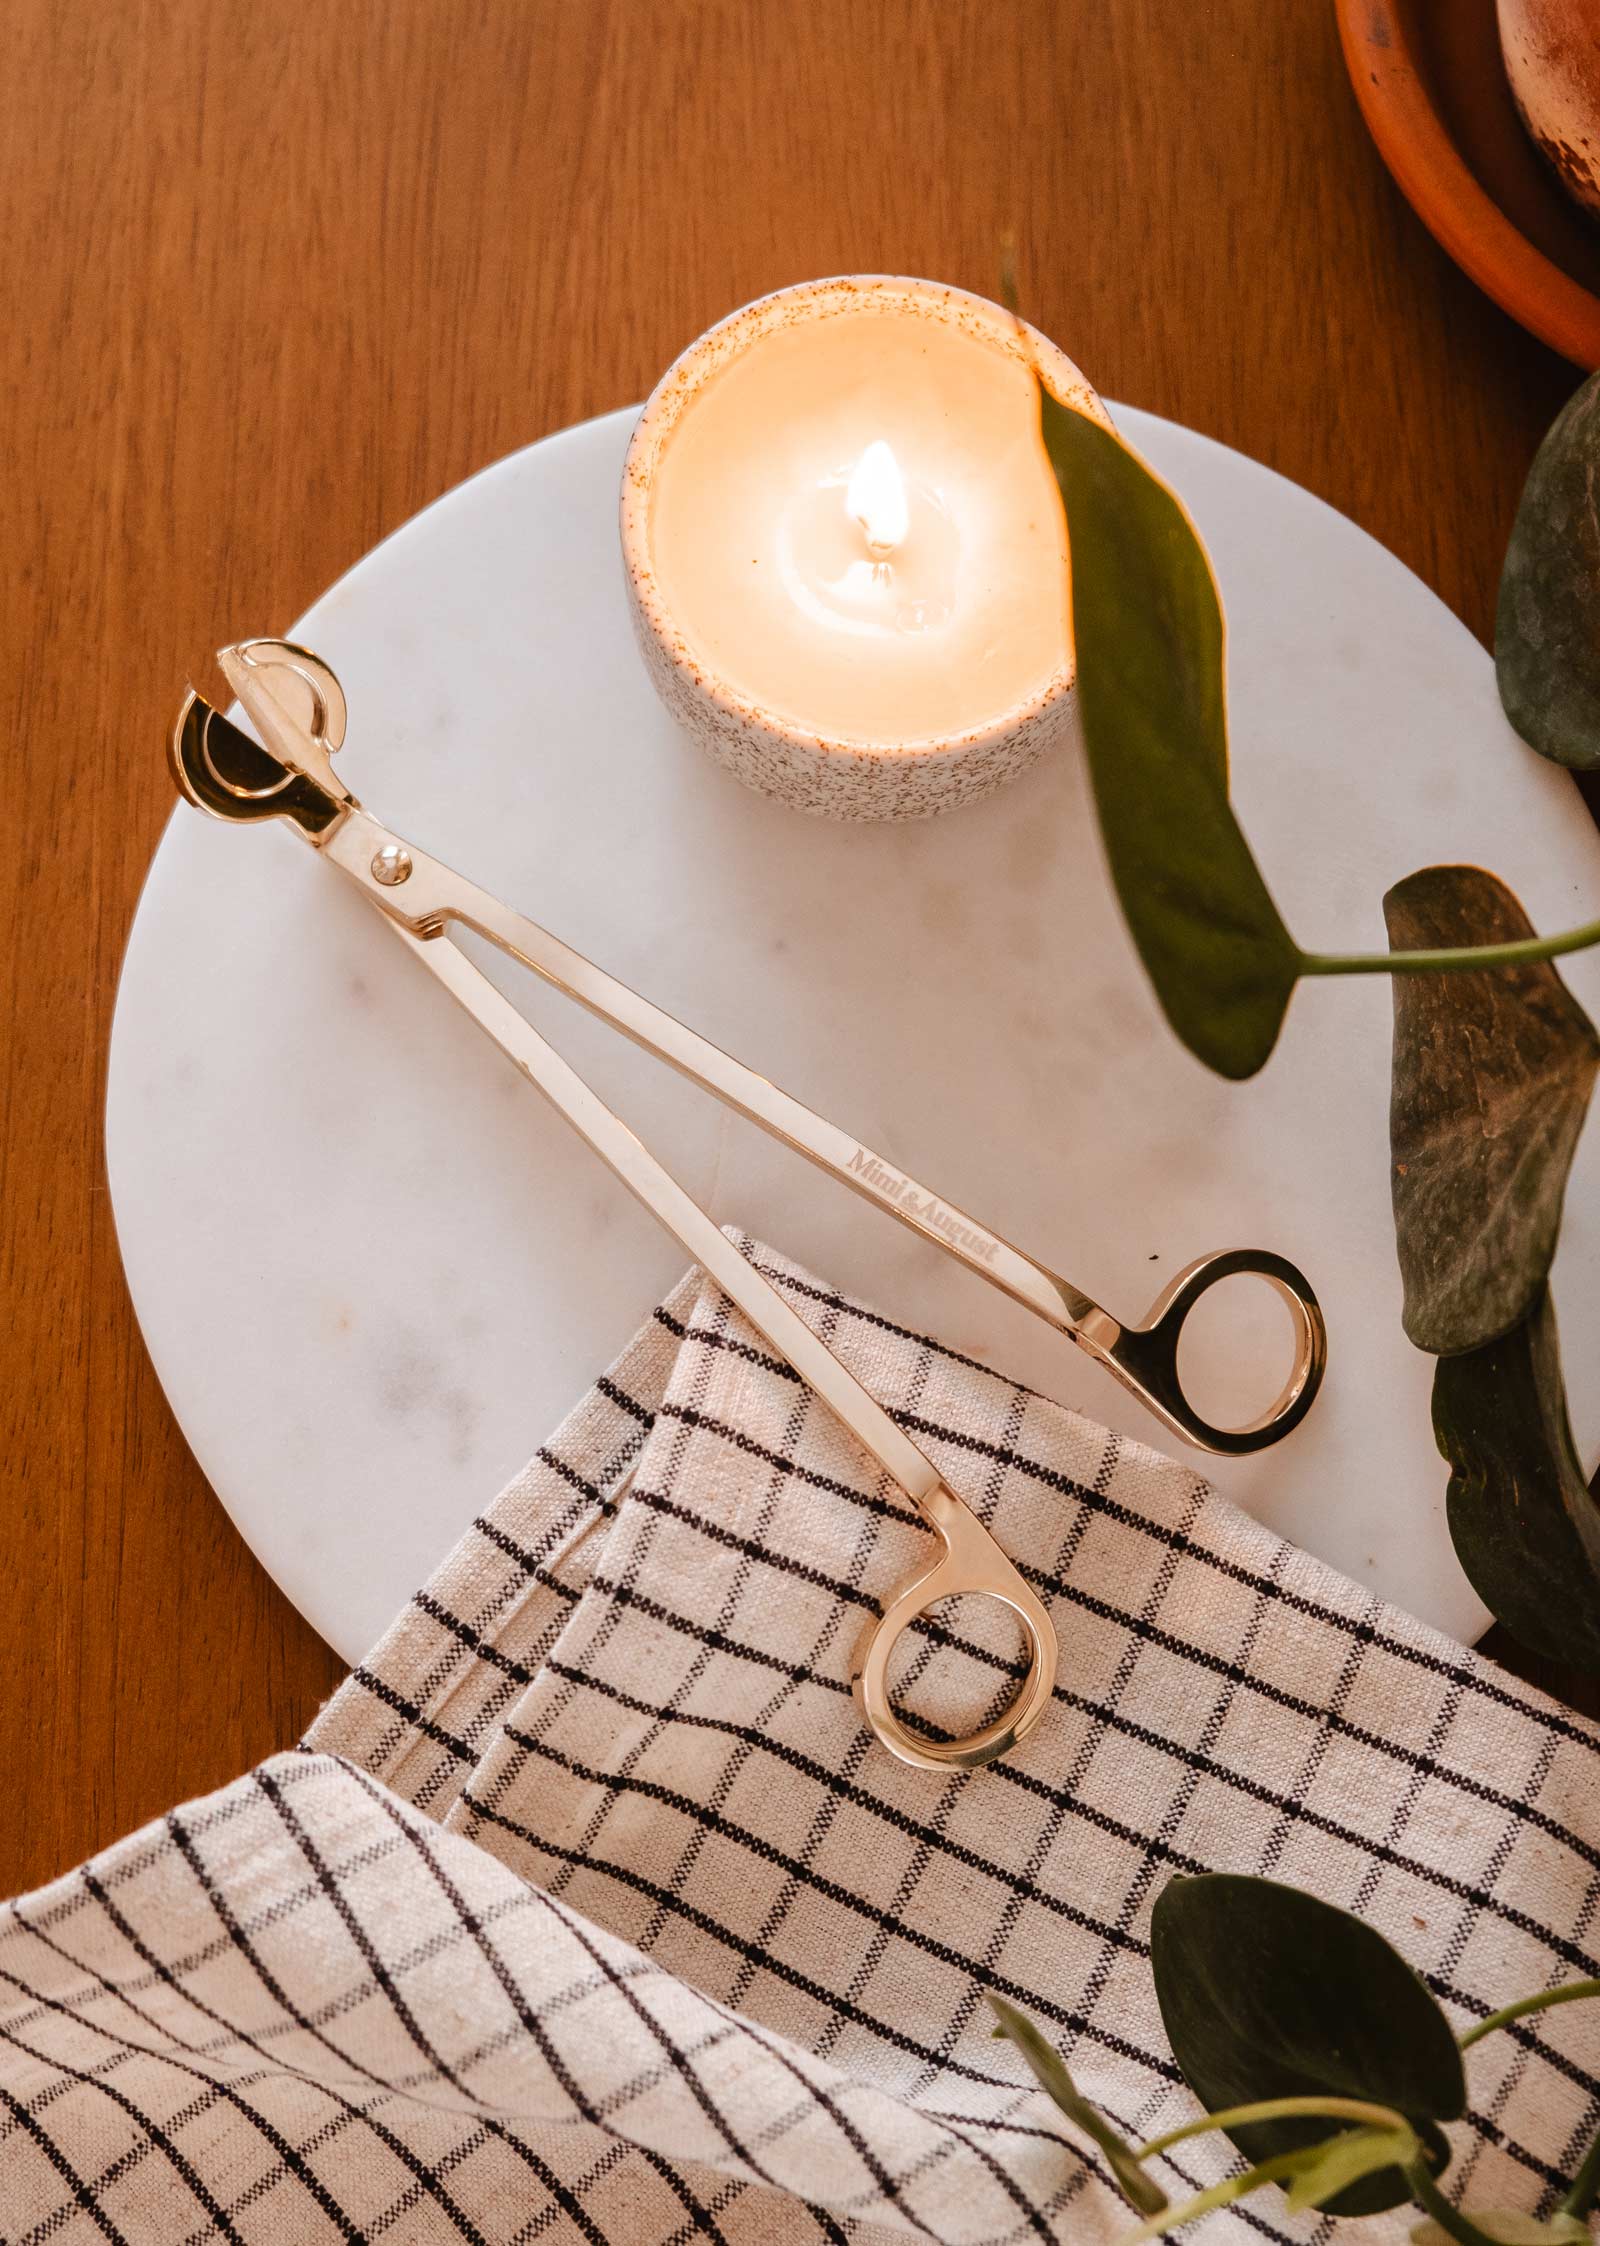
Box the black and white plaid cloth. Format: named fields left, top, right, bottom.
left=4, top=1236, right=1598, bottom=2243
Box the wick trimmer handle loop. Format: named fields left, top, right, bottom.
left=852, top=1498, right=1059, bottom=1771
left=1100, top=1249, right=1326, bottom=1458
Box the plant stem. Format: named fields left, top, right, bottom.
left=1459, top=1980, right=1600, bottom=2049
left=1405, top=2160, right=1507, bottom=2246
left=1117, top=2151, right=1310, bottom=2245
left=1299, top=918, right=1600, bottom=978
left=1135, top=2096, right=1408, bottom=2161
left=1559, top=2124, right=1600, bottom=2220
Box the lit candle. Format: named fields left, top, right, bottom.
left=621, top=276, right=1113, bottom=820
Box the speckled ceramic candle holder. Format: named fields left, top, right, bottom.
left=620, top=276, right=1112, bottom=822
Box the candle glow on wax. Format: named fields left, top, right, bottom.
left=775, top=438, right=960, bottom=649
left=621, top=278, right=1115, bottom=818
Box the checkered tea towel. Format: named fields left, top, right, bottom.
left=3, top=1236, right=1598, bottom=2246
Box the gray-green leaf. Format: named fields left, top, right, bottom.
left=1150, top=1874, right=1463, bottom=2216
left=1433, top=1286, right=1600, bottom=1672
left=1386, top=866, right=1600, bottom=1355
left=1497, top=368, right=1600, bottom=770
left=988, top=1993, right=1168, bottom=2214
left=1040, top=389, right=1303, bottom=1080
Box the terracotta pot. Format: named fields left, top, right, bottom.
left=1498, top=0, right=1600, bottom=218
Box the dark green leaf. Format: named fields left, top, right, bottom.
left=1433, top=1287, right=1600, bottom=1672
left=1040, top=389, right=1303, bottom=1080
left=1497, top=369, right=1600, bottom=770
left=1386, top=866, right=1600, bottom=1355
left=1151, top=1874, right=1463, bottom=2217
left=987, top=1994, right=1167, bottom=2213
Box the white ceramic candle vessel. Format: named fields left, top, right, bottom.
left=621, top=276, right=1112, bottom=820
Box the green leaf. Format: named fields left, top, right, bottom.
left=1433, top=1288, right=1600, bottom=1671
left=1386, top=866, right=1600, bottom=1355
left=1412, top=2214, right=1591, bottom=2246
left=1120, top=2129, right=1416, bottom=2244
left=1150, top=1874, right=1464, bottom=2216
left=988, top=1993, right=1167, bottom=2213
left=1283, top=2127, right=1420, bottom=2212
left=1040, top=389, right=1303, bottom=1080
left=1497, top=368, right=1600, bottom=770
left=1120, top=2123, right=1416, bottom=2243
left=1117, top=2150, right=1311, bottom=2243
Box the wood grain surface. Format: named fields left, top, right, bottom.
left=0, top=0, right=1590, bottom=1899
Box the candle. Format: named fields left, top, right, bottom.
left=621, top=276, right=1113, bottom=820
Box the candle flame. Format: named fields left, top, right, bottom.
left=846, top=439, right=909, bottom=557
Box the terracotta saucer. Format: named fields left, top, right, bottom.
left=1336, top=0, right=1600, bottom=367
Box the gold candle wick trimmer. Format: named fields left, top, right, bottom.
left=169, top=639, right=1327, bottom=1773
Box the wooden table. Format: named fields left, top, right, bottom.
left=1, top=0, right=1587, bottom=1899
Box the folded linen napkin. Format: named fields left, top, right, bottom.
left=3, top=1236, right=1597, bottom=2245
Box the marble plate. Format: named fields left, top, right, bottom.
left=106, top=403, right=1600, bottom=1663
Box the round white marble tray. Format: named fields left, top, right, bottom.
left=107, top=404, right=1600, bottom=1663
